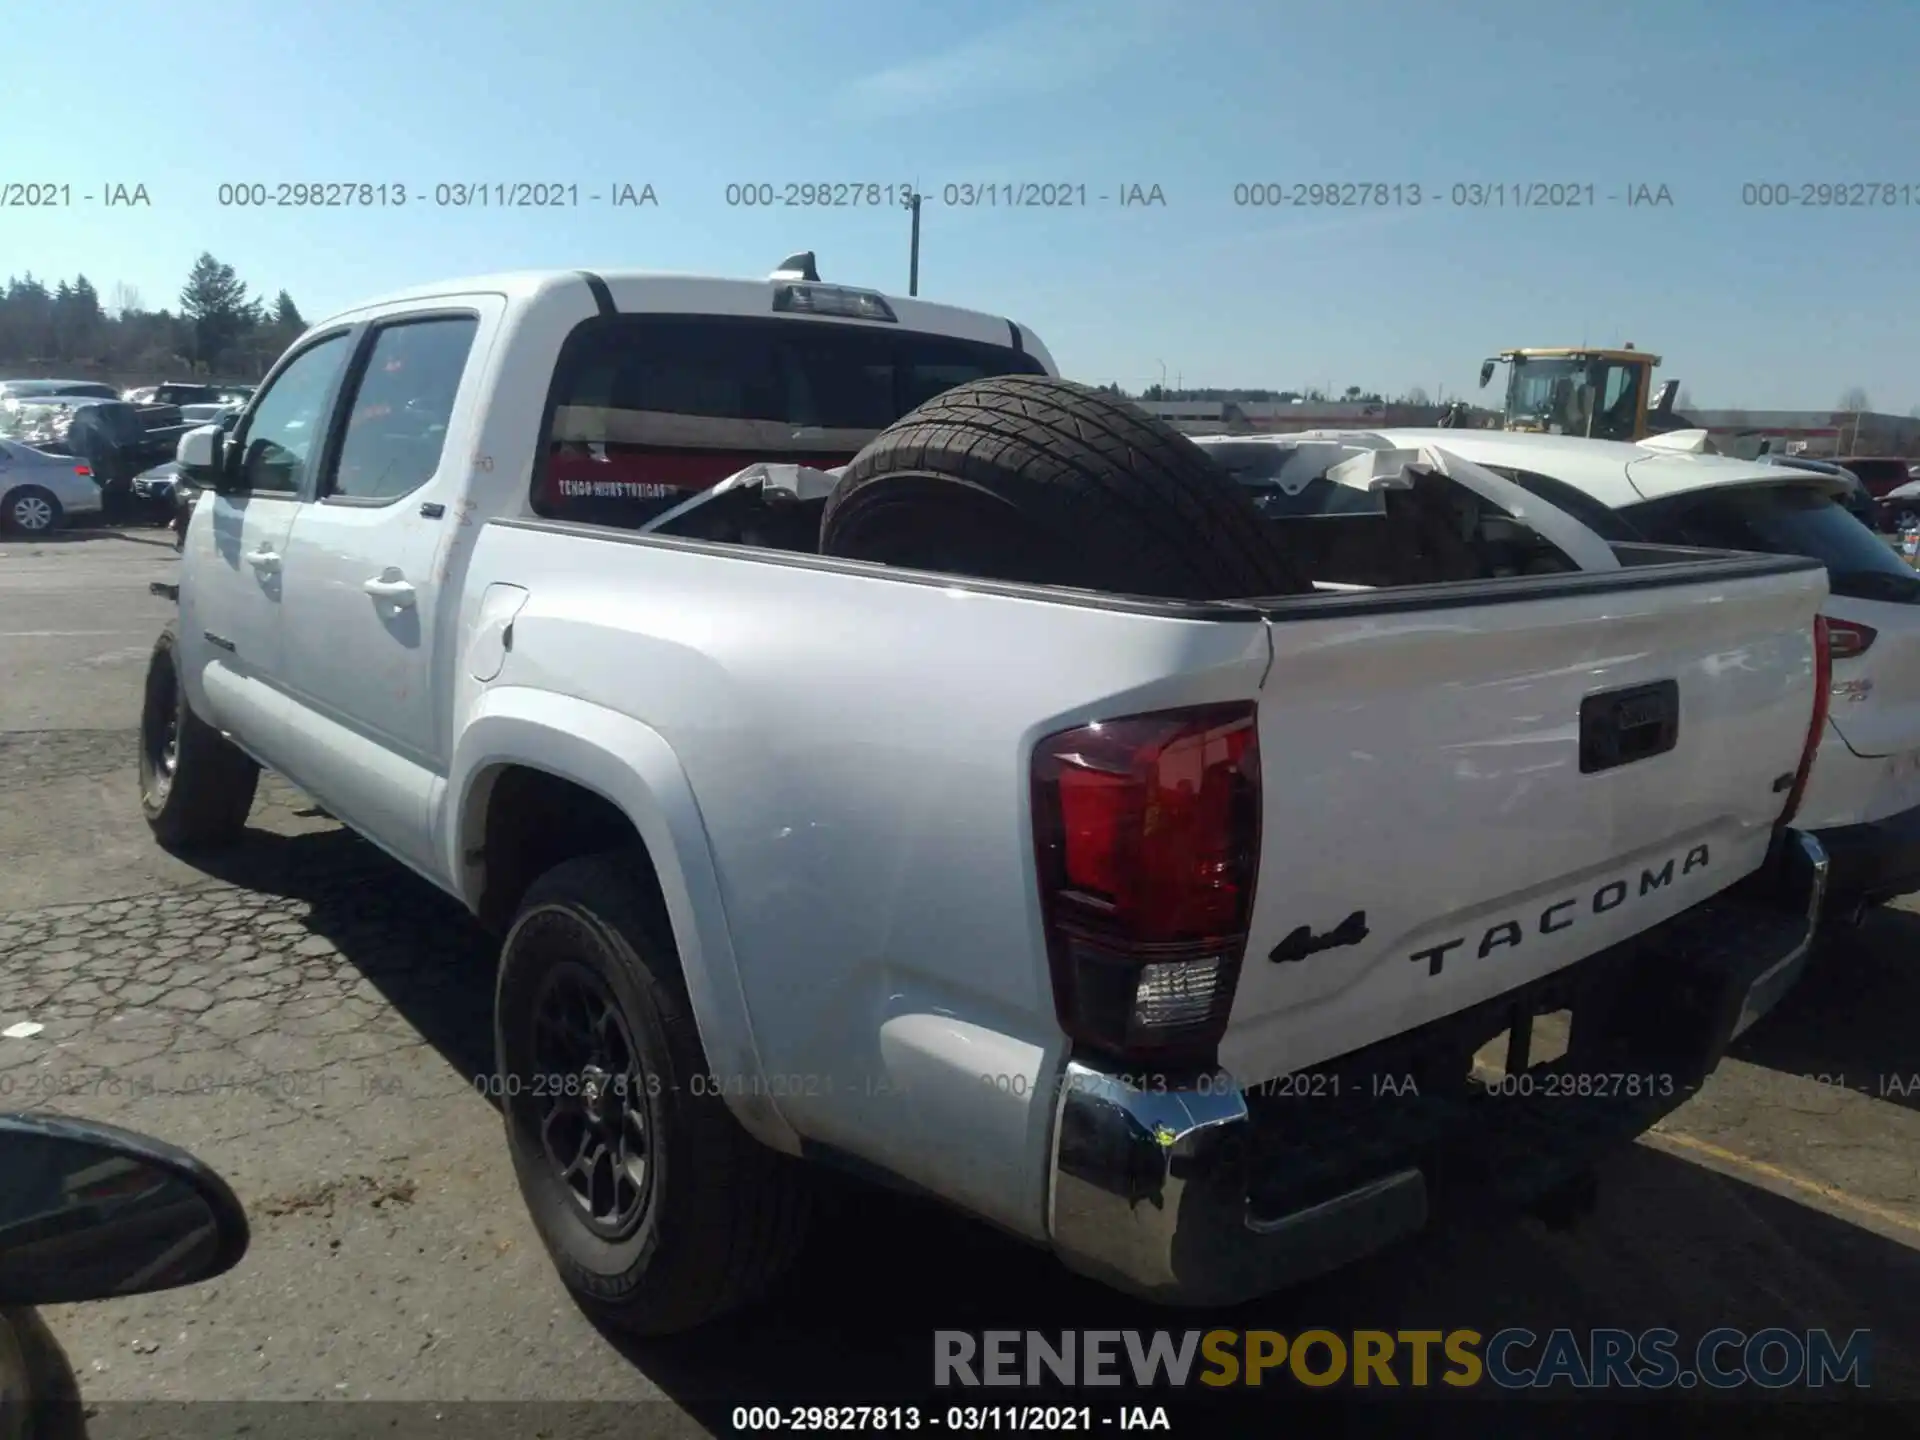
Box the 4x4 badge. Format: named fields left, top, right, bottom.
left=1268, top=910, right=1369, bottom=964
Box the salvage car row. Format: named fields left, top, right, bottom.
left=0, top=377, right=250, bottom=533
left=121, top=257, right=1907, bottom=1334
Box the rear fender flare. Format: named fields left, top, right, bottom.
left=448, top=689, right=799, bottom=1155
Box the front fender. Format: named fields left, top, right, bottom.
left=448, top=688, right=799, bottom=1156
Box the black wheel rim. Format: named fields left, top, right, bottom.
left=530, top=960, right=654, bottom=1241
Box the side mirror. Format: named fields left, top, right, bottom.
left=0, top=1113, right=249, bottom=1306
left=1479, top=360, right=1496, bottom=389
left=176, top=423, right=225, bottom=479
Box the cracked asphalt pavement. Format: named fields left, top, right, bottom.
left=2, top=528, right=1918, bottom=1437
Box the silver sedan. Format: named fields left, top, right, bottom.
left=0, top=438, right=104, bottom=534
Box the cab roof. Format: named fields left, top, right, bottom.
left=314, top=268, right=1049, bottom=364
left=1496, top=347, right=1662, bottom=364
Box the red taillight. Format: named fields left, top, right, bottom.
left=1825, top=617, right=1876, bottom=660
left=1031, top=703, right=1261, bottom=1063
left=1779, top=616, right=1832, bottom=828
left=73, top=464, right=91, bottom=477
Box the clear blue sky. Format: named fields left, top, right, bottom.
left=4, top=0, right=1916, bottom=408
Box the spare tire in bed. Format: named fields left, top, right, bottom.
left=819, top=376, right=1311, bottom=599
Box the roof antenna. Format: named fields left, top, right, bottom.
left=770, top=251, right=820, bottom=282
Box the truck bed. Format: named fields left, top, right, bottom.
left=451, top=515, right=1824, bottom=1231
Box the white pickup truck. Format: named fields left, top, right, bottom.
left=139, top=261, right=1832, bottom=1333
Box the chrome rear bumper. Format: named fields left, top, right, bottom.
left=1046, top=830, right=1827, bottom=1307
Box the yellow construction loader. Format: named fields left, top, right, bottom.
left=1475, top=345, right=1694, bottom=442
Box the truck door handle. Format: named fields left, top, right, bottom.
left=363, top=573, right=417, bottom=606
left=246, top=547, right=281, bottom=574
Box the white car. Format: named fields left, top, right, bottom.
left=0, top=437, right=105, bottom=534
left=1199, top=428, right=1920, bottom=922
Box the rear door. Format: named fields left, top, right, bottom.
left=1621, top=481, right=1920, bottom=761
left=1220, top=561, right=1826, bottom=1083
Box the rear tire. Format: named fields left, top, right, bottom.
left=820, top=376, right=1310, bottom=599
left=3, top=486, right=61, bottom=536
left=138, top=623, right=260, bottom=850
left=495, top=850, right=813, bottom=1336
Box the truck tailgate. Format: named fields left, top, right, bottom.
left=1220, top=559, right=1828, bottom=1084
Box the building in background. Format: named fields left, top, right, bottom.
left=1134, top=397, right=1920, bottom=457
left=1134, top=399, right=1502, bottom=434
left=1685, top=411, right=1920, bottom=461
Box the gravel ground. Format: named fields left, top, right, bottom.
left=1, top=527, right=1916, bottom=1438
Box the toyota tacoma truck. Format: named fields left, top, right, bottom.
left=138, top=259, right=1831, bottom=1333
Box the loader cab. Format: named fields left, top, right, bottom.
left=1481, top=347, right=1667, bottom=443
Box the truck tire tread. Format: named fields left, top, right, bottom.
left=496, top=850, right=813, bottom=1336
left=138, top=621, right=260, bottom=850
left=821, top=375, right=1310, bottom=599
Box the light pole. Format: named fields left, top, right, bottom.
left=904, top=191, right=923, bottom=296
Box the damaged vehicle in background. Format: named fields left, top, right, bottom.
left=141, top=261, right=1831, bottom=1331
left=0, top=398, right=176, bottom=519
left=0, top=379, right=120, bottom=410
left=1205, top=427, right=1920, bottom=926
left=122, top=382, right=251, bottom=408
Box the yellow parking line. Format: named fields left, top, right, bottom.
left=1644, top=1127, right=1920, bottom=1240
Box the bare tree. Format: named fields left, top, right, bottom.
left=108, top=282, right=143, bottom=319
left=1400, top=386, right=1430, bottom=406
left=1839, top=386, right=1872, bottom=413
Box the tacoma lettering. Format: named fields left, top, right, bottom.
left=1410, top=844, right=1709, bottom=976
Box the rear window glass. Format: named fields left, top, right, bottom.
left=1623, top=484, right=1920, bottom=603
left=1480, top=465, right=1645, bottom=543
left=533, top=315, right=1046, bottom=526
